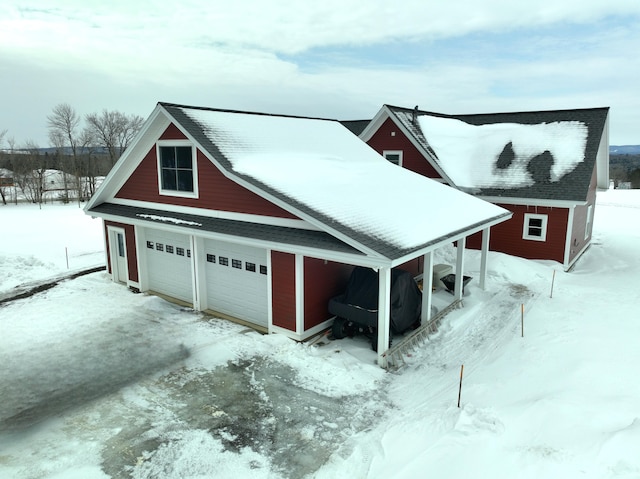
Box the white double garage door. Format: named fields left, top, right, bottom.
left=145, top=229, right=269, bottom=327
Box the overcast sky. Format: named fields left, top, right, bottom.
left=1, top=1, right=638, bottom=146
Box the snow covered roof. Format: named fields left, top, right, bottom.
left=158, top=103, right=510, bottom=261
left=386, top=105, right=609, bottom=202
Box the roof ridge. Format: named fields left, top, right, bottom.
left=385, top=103, right=610, bottom=118
left=158, top=102, right=339, bottom=122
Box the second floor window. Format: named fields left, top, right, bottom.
left=159, top=145, right=194, bottom=193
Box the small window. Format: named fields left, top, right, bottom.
left=260, top=265, right=268, bottom=275
left=166, top=245, right=174, bottom=254
left=206, top=254, right=216, bottom=263
left=219, top=257, right=229, bottom=266
left=159, top=145, right=194, bottom=193
left=383, top=150, right=403, bottom=166
left=146, top=241, right=154, bottom=249
left=187, top=249, right=191, bottom=258
left=246, top=262, right=256, bottom=272
left=232, top=259, right=242, bottom=269
left=156, top=243, right=164, bottom=252
left=523, top=213, right=548, bottom=241
left=176, top=247, right=185, bottom=256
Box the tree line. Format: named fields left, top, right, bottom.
left=610, top=154, right=640, bottom=188
left=0, top=103, right=143, bottom=205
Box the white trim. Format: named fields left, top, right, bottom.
left=86, top=105, right=170, bottom=210
left=477, top=195, right=584, bottom=208
left=563, top=206, right=575, bottom=268
left=295, top=254, right=304, bottom=334
left=109, top=197, right=321, bottom=231
left=156, top=140, right=199, bottom=199
left=523, top=213, right=548, bottom=242
left=267, top=248, right=274, bottom=333
left=90, top=210, right=391, bottom=269
left=421, top=251, right=433, bottom=324
left=359, top=106, right=455, bottom=185
left=382, top=150, right=403, bottom=166
left=585, top=204, right=594, bottom=240
left=454, top=237, right=466, bottom=301
left=134, top=225, right=148, bottom=292
left=480, top=227, right=490, bottom=290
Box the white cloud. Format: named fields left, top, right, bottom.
left=0, top=1, right=639, bottom=145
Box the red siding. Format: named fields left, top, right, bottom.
left=467, top=205, right=568, bottom=263
left=160, top=123, right=188, bottom=140
left=367, top=117, right=443, bottom=179
left=271, top=251, right=297, bottom=331
left=303, top=258, right=353, bottom=330
left=104, top=221, right=139, bottom=282
left=116, top=123, right=297, bottom=219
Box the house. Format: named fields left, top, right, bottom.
left=85, top=102, right=511, bottom=367
left=360, top=105, right=610, bottom=270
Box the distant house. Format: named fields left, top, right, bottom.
left=360, top=105, right=610, bottom=270
left=85, top=102, right=510, bottom=366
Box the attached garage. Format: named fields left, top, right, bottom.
left=144, top=229, right=193, bottom=304
left=204, top=239, right=269, bottom=327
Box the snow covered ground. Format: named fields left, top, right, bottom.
left=1, top=190, right=639, bottom=478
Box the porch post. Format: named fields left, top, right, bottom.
left=377, top=266, right=392, bottom=368
left=422, top=251, right=433, bottom=324
left=480, top=227, right=490, bottom=290
left=455, top=237, right=466, bottom=301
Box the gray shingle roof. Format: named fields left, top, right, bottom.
left=89, top=203, right=365, bottom=256
left=387, top=105, right=609, bottom=202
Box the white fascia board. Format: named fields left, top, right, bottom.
left=477, top=195, right=585, bottom=208
left=385, top=108, right=456, bottom=185
left=85, top=105, right=170, bottom=211
left=389, top=212, right=513, bottom=268
left=359, top=105, right=392, bottom=142
left=159, top=107, right=386, bottom=261
left=89, top=210, right=390, bottom=269
left=596, top=112, right=610, bottom=189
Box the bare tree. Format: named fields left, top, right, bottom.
left=86, top=109, right=143, bottom=166
left=47, top=103, right=81, bottom=159
left=0, top=129, right=9, bottom=205
left=13, top=141, right=46, bottom=207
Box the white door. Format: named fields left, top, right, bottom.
left=204, top=240, right=269, bottom=327
left=109, top=227, right=128, bottom=284
left=145, top=229, right=193, bottom=303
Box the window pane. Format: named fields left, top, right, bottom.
left=162, top=169, right=177, bottom=190
left=529, top=218, right=543, bottom=228
left=160, top=147, right=176, bottom=168
left=528, top=227, right=541, bottom=236
left=176, top=147, right=192, bottom=168
left=177, top=170, right=194, bottom=192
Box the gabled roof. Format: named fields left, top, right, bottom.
left=88, top=102, right=510, bottom=263
left=364, top=104, right=610, bottom=203
left=340, top=119, right=371, bottom=136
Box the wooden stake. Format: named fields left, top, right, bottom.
left=521, top=303, right=524, bottom=338
left=457, top=364, right=464, bottom=408
left=550, top=270, right=556, bottom=298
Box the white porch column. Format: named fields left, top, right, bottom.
left=455, top=237, right=466, bottom=301
left=377, top=266, right=392, bottom=368
left=421, top=251, right=434, bottom=324
left=480, top=227, right=490, bottom=290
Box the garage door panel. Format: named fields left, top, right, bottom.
left=145, top=229, right=193, bottom=303
left=205, top=240, right=268, bottom=327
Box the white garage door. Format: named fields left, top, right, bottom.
left=205, top=240, right=269, bottom=327
left=145, top=229, right=193, bottom=303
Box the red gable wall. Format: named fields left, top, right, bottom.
left=115, top=124, right=297, bottom=219
left=367, top=117, right=443, bottom=179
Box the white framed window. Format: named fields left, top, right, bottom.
left=523, top=213, right=548, bottom=241
left=383, top=150, right=403, bottom=166
left=157, top=140, right=198, bottom=198
left=585, top=205, right=594, bottom=240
